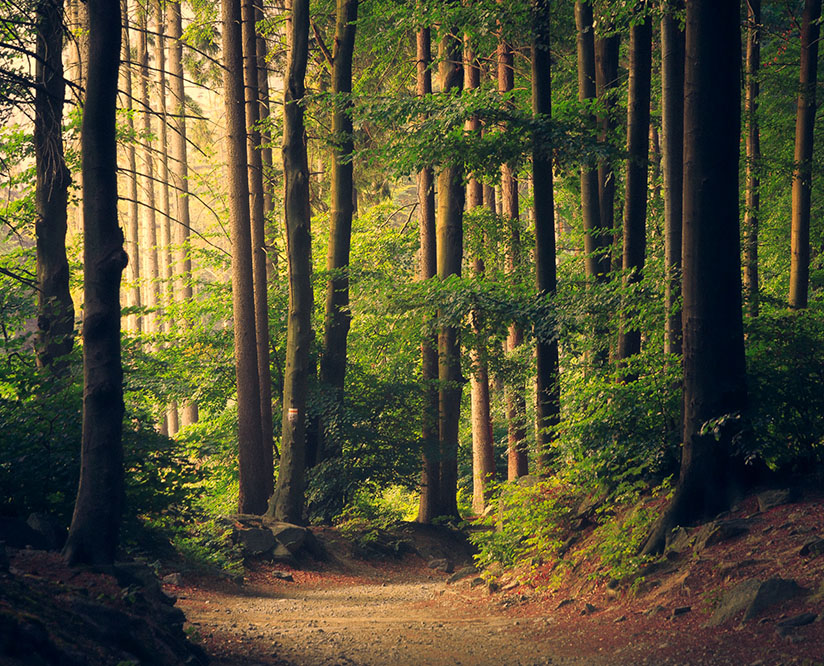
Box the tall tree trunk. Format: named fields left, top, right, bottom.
left=168, top=0, right=198, bottom=425
left=643, top=0, right=746, bottom=555
left=616, top=14, right=651, bottom=363
left=595, top=30, right=619, bottom=273
left=35, top=0, right=74, bottom=371
left=64, top=0, right=126, bottom=566
left=499, top=31, right=527, bottom=480
left=575, top=1, right=604, bottom=279
left=256, top=5, right=276, bottom=245
left=320, top=0, right=359, bottom=459
left=436, top=30, right=464, bottom=518
left=465, top=42, right=495, bottom=513
left=271, top=0, right=313, bottom=523
left=222, top=0, right=267, bottom=514
left=661, top=0, right=685, bottom=354
left=532, top=0, right=560, bottom=470
left=789, top=0, right=822, bottom=310
left=243, top=0, right=275, bottom=481
left=415, top=26, right=439, bottom=524
left=743, top=0, right=761, bottom=318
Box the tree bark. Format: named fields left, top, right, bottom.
left=789, top=0, right=821, bottom=310
left=643, top=0, right=746, bottom=555
left=616, top=13, right=651, bottom=363
left=64, top=0, right=126, bottom=566
left=243, top=0, right=275, bottom=482
left=436, top=30, right=464, bottom=518
left=661, top=0, right=685, bottom=355
left=222, top=0, right=268, bottom=514
left=34, top=0, right=75, bottom=371
left=271, top=0, right=313, bottom=523
left=255, top=5, right=276, bottom=253
left=743, top=0, right=761, bottom=318
left=415, top=26, right=440, bottom=524
left=320, top=0, right=359, bottom=459
left=595, top=30, right=619, bottom=274
left=532, top=0, right=560, bottom=471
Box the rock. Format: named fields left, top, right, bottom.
left=581, top=603, right=597, bottom=615
left=271, top=570, right=294, bottom=581
left=515, top=474, right=541, bottom=488
left=162, top=572, right=183, bottom=586
left=665, top=526, right=693, bottom=554
left=271, top=543, right=298, bottom=566
left=26, top=513, right=65, bottom=551
left=0, top=542, right=7, bottom=573
left=756, top=489, right=795, bottom=513
left=776, top=612, right=817, bottom=630
left=427, top=558, right=454, bottom=573
left=0, top=517, right=46, bottom=550
left=671, top=606, right=691, bottom=619
left=645, top=605, right=666, bottom=617
left=614, top=615, right=627, bottom=623
left=800, top=538, right=824, bottom=558
left=447, top=566, right=477, bottom=584
left=708, top=578, right=806, bottom=626
left=234, top=526, right=277, bottom=557
left=469, top=577, right=485, bottom=587
left=270, top=522, right=308, bottom=554
left=695, top=519, right=751, bottom=551
left=113, top=562, right=176, bottom=606
left=556, top=598, right=574, bottom=610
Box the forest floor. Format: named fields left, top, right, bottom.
left=173, top=492, right=824, bottom=666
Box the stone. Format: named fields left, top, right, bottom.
left=0, top=517, right=46, bottom=550
left=799, top=538, right=824, bottom=558
left=26, top=513, right=65, bottom=551
left=113, top=562, right=176, bottom=606
left=234, top=527, right=276, bottom=557
left=469, top=577, right=485, bottom=587
left=269, top=523, right=308, bottom=554
left=271, top=570, right=294, bottom=581
left=0, top=542, right=7, bottom=572
left=776, top=612, right=817, bottom=630
left=162, top=573, right=183, bottom=586
left=665, top=526, right=693, bottom=554
left=756, top=489, right=795, bottom=513
left=671, top=606, right=691, bottom=618
left=581, top=603, right=597, bottom=615
left=708, top=578, right=805, bottom=626
left=271, top=543, right=298, bottom=567
left=447, top=566, right=477, bottom=584
left=695, top=519, right=751, bottom=551
left=614, top=615, right=626, bottom=623
left=556, top=598, right=574, bottom=610
left=427, top=558, right=454, bottom=573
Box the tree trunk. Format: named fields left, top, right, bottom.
left=789, top=0, right=821, bottom=310
left=415, top=26, right=439, bottom=524
left=222, top=0, right=268, bottom=514
left=532, top=0, right=560, bottom=471
left=595, top=30, right=619, bottom=274
left=743, top=0, right=761, bottom=318
left=320, top=0, right=359, bottom=459
left=642, top=0, right=746, bottom=555
left=242, top=0, right=275, bottom=482
left=271, top=0, right=313, bottom=523
left=661, top=1, right=685, bottom=355
left=436, top=30, right=464, bottom=518
left=34, top=0, right=74, bottom=371
left=616, top=14, right=651, bottom=363
left=64, top=0, right=126, bottom=566
left=255, top=5, right=276, bottom=252
left=168, top=0, right=197, bottom=425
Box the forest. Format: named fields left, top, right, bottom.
left=1, top=0, right=824, bottom=663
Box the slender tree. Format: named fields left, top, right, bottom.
left=643, top=0, right=746, bottom=554
left=271, top=0, right=313, bottom=523
left=222, top=0, right=268, bottom=514
left=64, top=0, right=127, bottom=566
left=789, top=0, right=822, bottom=310
left=661, top=0, right=685, bottom=354
left=743, top=0, right=761, bottom=318
left=34, top=0, right=74, bottom=370
left=594, top=27, right=619, bottom=273
left=256, top=5, right=276, bottom=234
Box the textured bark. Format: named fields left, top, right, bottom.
left=34, top=0, right=74, bottom=371
left=532, top=0, right=560, bottom=470
left=255, top=5, right=276, bottom=246
left=223, top=0, right=268, bottom=514
left=789, top=0, right=821, bottom=310
left=436, top=31, right=464, bottom=519
left=643, top=0, right=746, bottom=554
left=243, top=0, right=275, bottom=480
left=64, top=0, right=126, bottom=566
left=595, top=31, right=619, bottom=273
left=320, top=0, right=359, bottom=459
left=168, top=0, right=197, bottom=425
left=743, top=0, right=761, bottom=318
left=616, top=14, right=651, bottom=363
left=416, top=26, right=439, bottom=524
left=271, top=0, right=313, bottom=523
left=662, top=1, right=685, bottom=354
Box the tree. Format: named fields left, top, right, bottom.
left=64, top=0, right=127, bottom=566
left=743, top=0, right=761, bottom=318
left=643, top=0, right=746, bottom=554
left=271, top=0, right=313, bottom=523
left=34, top=0, right=74, bottom=371
left=222, top=0, right=269, bottom=514
left=788, top=0, right=822, bottom=310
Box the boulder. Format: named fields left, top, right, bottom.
left=427, top=558, right=454, bottom=573
left=708, top=578, right=806, bottom=626
left=113, top=561, right=176, bottom=606
left=271, top=543, right=298, bottom=567
left=756, top=488, right=796, bottom=513
left=26, top=513, right=65, bottom=551
left=234, top=526, right=276, bottom=557
left=800, top=538, right=824, bottom=558
left=695, top=519, right=751, bottom=551
left=270, top=522, right=308, bottom=554
left=447, top=566, right=478, bottom=584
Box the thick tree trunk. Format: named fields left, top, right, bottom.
left=222, top=0, right=268, bottom=514
left=436, top=31, right=464, bottom=518
left=661, top=1, right=685, bottom=355
left=255, top=5, right=276, bottom=246
left=643, top=0, right=746, bottom=555
left=271, top=0, right=313, bottom=523
left=416, top=26, right=439, bottom=524
left=532, top=0, right=560, bottom=470
left=64, top=0, right=126, bottom=566
left=34, top=0, right=74, bottom=371
left=168, top=0, right=197, bottom=425
left=743, top=0, right=761, bottom=318
left=616, top=14, right=651, bottom=362
left=789, top=0, right=821, bottom=310
left=595, top=31, right=619, bottom=273
left=320, top=0, right=359, bottom=458
left=243, top=0, right=275, bottom=481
